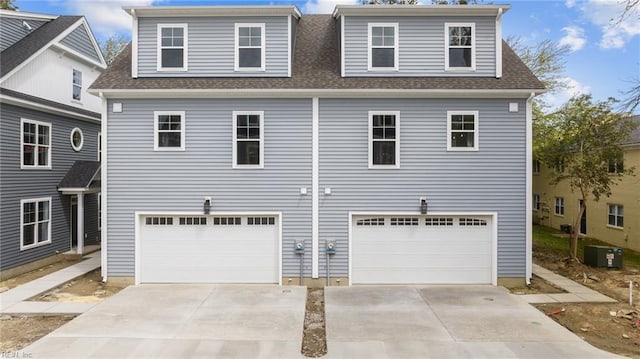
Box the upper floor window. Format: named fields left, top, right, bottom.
left=447, top=111, right=478, bottom=151
left=369, top=111, right=400, bottom=168
left=21, top=119, right=51, bottom=169
left=608, top=204, right=623, bottom=228
left=533, top=159, right=541, bottom=174
left=72, top=69, right=82, bottom=101
left=445, top=23, right=475, bottom=70
left=233, top=111, right=264, bottom=168
left=21, top=197, right=51, bottom=250
left=154, top=111, right=185, bottom=151
left=368, top=23, right=398, bottom=71
left=235, top=23, right=265, bottom=71
left=608, top=155, right=624, bottom=174
left=555, top=160, right=565, bottom=173
left=70, top=127, right=83, bottom=152
left=157, top=24, right=187, bottom=71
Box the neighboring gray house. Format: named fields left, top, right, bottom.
left=0, top=10, right=107, bottom=279
left=90, top=4, right=544, bottom=286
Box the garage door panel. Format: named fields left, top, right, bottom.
left=352, top=215, right=493, bottom=284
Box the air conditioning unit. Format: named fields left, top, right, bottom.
left=584, top=245, right=623, bottom=269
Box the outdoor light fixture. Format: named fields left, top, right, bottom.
left=420, top=197, right=428, bottom=215
left=203, top=197, right=211, bottom=214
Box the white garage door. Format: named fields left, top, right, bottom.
left=139, top=215, right=279, bottom=283
left=351, top=215, right=493, bottom=284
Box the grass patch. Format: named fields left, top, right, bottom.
left=533, top=225, right=640, bottom=268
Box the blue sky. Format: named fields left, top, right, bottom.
left=13, top=0, right=640, bottom=112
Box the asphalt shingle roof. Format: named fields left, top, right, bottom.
left=1, top=16, right=82, bottom=78
left=90, top=15, right=544, bottom=91
left=58, top=160, right=101, bottom=189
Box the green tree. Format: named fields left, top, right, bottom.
left=100, top=35, right=129, bottom=65
left=536, top=95, right=637, bottom=260
left=621, top=79, right=640, bottom=113
left=1, top=0, right=18, bottom=10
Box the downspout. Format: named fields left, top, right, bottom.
left=525, top=91, right=535, bottom=285
left=99, top=92, right=108, bottom=282
left=495, top=8, right=504, bottom=79
left=131, top=9, right=138, bottom=78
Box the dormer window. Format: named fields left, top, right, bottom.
left=368, top=23, right=398, bottom=71
left=445, top=23, right=475, bottom=70
left=235, top=23, right=265, bottom=71
left=157, top=24, right=187, bottom=71
left=72, top=69, right=82, bottom=101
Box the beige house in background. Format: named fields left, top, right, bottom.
left=532, top=115, right=640, bottom=252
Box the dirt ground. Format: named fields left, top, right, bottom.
left=0, top=258, right=82, bottom=292
left=302, top=288, right=327, bottom=358
left=0, top=268, right=126, bottom=352
left=506, top=274, right=566, bottom=295
left=529, top=247, right=640, bottom=357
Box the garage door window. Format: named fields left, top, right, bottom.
left=146, top=217, right=174, bottom=225
left=459, top=218, right=487, bottom=226
left=213, top=217, right=241, bottom=225
left=248, top=216, right=275, bottom=225
left=390, top=217, right=418, bottom=226
left=356, top=218, right=385, bottom=226
left=179, top=217, right=207, bottom=225
left=425, top=218, right=454, bottom=226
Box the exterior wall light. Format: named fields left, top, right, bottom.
left=204, top=197, right=211, bottom=214
left=420, top=197, right=428, bottom=214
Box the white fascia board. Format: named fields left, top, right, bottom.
left=99, top=92, right=108, bottom=282
left=52, top=43, right=107, bottom=70
left=333, top=4, right=510, bottom=18
left=124, top=5, right=301, bottom=19
left=90, top=88, right=546, bottom=99
left=0, top=93, right=101, bottom=123
left=525, top=91, right=535, bottom=285
left=0, top=9, right=57, bottom=20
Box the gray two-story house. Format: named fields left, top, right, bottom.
left=90, top=4, right=544, bottom=286
left=0, top=10, right=106, bottom=279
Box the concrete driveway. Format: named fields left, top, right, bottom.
left=324, top=285, right=620, bottom=358
left=24, top=285, right=307, bottom=359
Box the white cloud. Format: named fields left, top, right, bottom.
left=565, top=0, right=575, bottom=8
left=580, top=0, right=640, bottom=49
left=559, top=25, right=586, bottom=52
left=542, top=77, right=591, bottom=110
left=64, top=0, right=157, bottom=39
left=303, top=0, right=359, bottom=14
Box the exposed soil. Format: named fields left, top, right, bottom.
left=301, top=288, right=327, bottom=358
left=32, top=268, right=126, bottom=303
left=0, top=315, right=74, bottom=352
left=505, top=274, right=566, bottom=294
left=533, top=244, right=640, bottom=358
left=0, top=258, right=83, bottom=292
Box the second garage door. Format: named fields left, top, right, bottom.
left=139, top=214, right=279, bottom=284
left=351, top=215, right=494, bottom=284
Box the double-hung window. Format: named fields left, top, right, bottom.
left=21, top=119, right=51, bottom=169
left=554, top=197, right=564, bottom=216
left=235, top=23, right=265, bottom=71
left=368, top=23, right=398, bottom=70
left=447, top=111, right=478, bottom=151
left=233, top=111, right=264, bottom=168
left=445, top=23, right=475, bottom=70
left=369, top=111, right=400, bottom=168
left=608, top=155, right=624, bottom=174
left=154, top=111, right=185, bottom=151
left=21, top=198, right=51, bottom=250
left=608, top=204, right=624, bottom=228
left=72, top=69, right=82, bottom=101
left=533, top=194, right=540, bottom=211
left=158, top=24, right=187, bottom=71
left=533, top=159, right=541, bottom=174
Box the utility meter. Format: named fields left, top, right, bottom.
left=326, top=240, right=336, bottom=255
left=294, top=240, right=305, bottom=254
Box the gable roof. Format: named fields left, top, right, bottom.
left=90, top=14, right=544, bottom=96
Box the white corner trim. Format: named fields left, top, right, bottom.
left=525, top=92, right=534, bottom=285
left=312, top=97, right=319, bottom=278
left=287, top=15, right=292, bottom=78
left=495, top=8, right=503, bottom=78
left=99, top=93, right=108, bottom=281
left=340, top=16, right=345, bottom=78
left=132, top=11, right=139, bottom=78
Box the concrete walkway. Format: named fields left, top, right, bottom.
left=0, top=251, right=101, bottom=315
left=520, top=263, right=617, bottom=304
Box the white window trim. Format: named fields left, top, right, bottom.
left=72, top=69, right=82, bottom=102
left=70, top=127, right=83, bottom=152
left=368, top=111, right=400, bottom=169
left=444, top=22, right=476, bottom=71
left=97, top=132, right=102, bottom=161
left=20, top=118, right=52, bottom=170
left=447, top=110, right=479, bottom=151
left=153, top=111, right=186, bottom=151
left=607, top=204, right=624, bottom=229
left=156, top=23, right=188, bottom=72
left=20, top=197, right=52, bottom=251
left=234, top=23, right=266, bottom=72
left=368, top=23, right=399, bottom=72
left=554, top=197, right=564, bottom=216
left=232, top=111, right=265, bottom=169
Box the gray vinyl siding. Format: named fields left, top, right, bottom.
left=105, top=99, right=312, bottom=277
left=343, top=16, right=496, bottom=77
left=318, top=98, right=527, bottom=278
left=0, top=103, right=100, bottom=271
left=137, top=16, right=290, bottom=77
left=60, top=25, right=101, bottom=63
left=0, top=17, right=49, bottom=51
